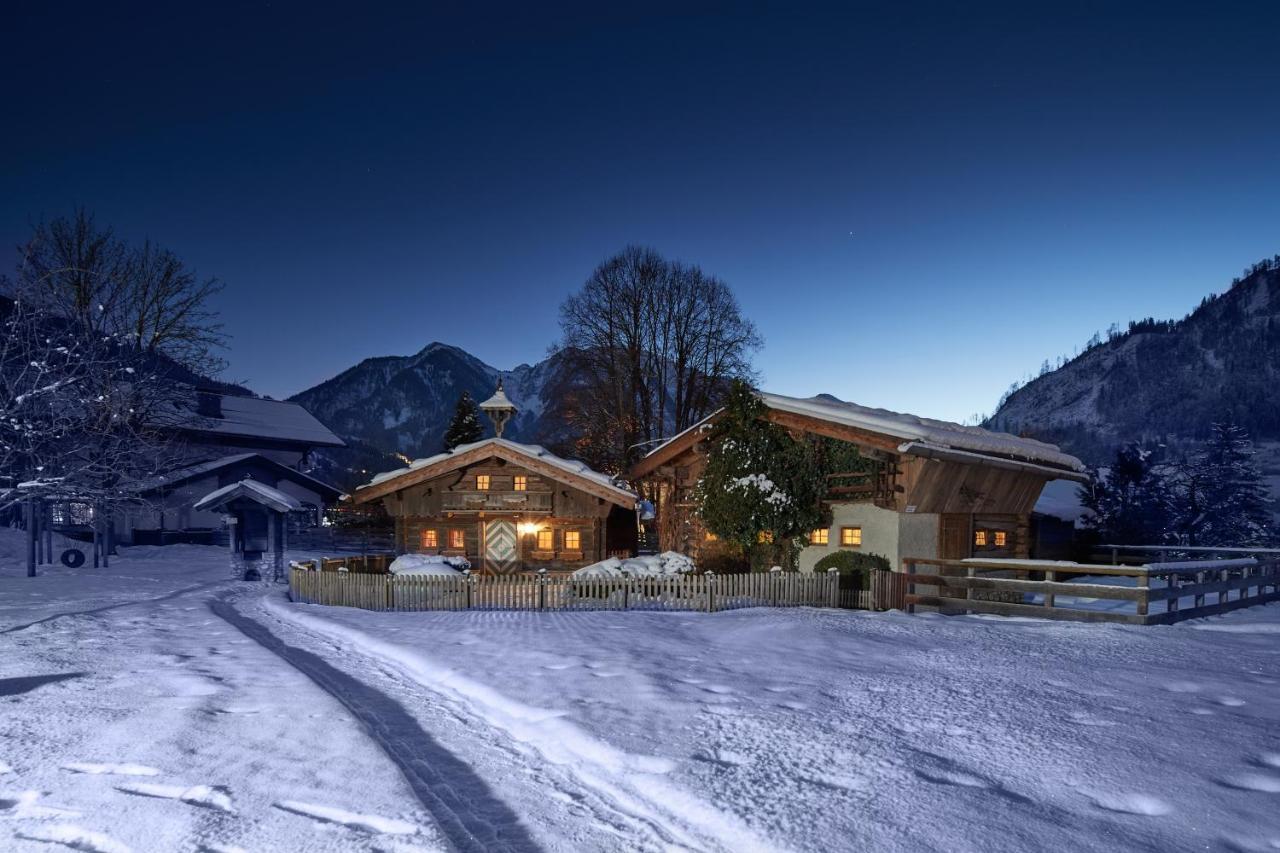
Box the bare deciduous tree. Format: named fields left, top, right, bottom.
left=551, top=246, right=761, bottom=472
left=17, top=209, right=227, bottom=376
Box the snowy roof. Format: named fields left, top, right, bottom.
left=136, top=453, right=343, bottom=500
left=479, top=385, right=517, bottom=412
left=355, top=437, right=637, bottom=506
left=633, top=390, right=1086, bottom=479
left=175, top=393, right=345, bottom=448
left=758, top=392, right=1086, bottom=472
left=193, top=478, right=304, bottom=514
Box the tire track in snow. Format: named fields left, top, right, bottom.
left=208, top=594, right=540, bottom=853
left=258, top=595, right=773, bottom=853
left=1, top=580, right=228, bottom=634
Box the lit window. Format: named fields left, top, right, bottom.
left=974, top=530, right=987, bottom=546
left=513, top=475, right=527, bottom=491
left=449, top=529, right=465, bottom=549
left=841, top=527, right=862, bottom=547
left=421, top=529, right=438, bottom=548
left=757, top=530, right=774, bottom=544
left=476, top=474, right=490, bottom=491
left=705, top=531, right=718, bottom=542
left=994, top=531, right=1008, bottom=547
left=537, top=529, right=554, bottom=551
left=564, top=530, right=581, bottom=550
left=811, top=528, right=829, bottom=545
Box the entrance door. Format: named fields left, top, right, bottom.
left=484, top=519, right=520, bottom=574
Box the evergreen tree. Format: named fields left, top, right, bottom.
left=694, top=381, right=869, bottom=568
left=443, top=390, right=484, bottom=450
left=1078, top=444, right=1173, bottom=545
left=1176, top=422, right=1272, bottom=545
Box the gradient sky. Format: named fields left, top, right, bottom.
left=4, top=3, right=1278, bottom=423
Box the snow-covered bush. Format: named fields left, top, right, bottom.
left=388, top=554, right=470, bottom=576
left=572, top=551, right=695, bottom=579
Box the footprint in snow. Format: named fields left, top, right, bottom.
left=1217, top=697, right=1247, bottom=707
left=1067, top=711, right=1117, bottom=727
left=62, top=762, right=160, bottom=777
left=117, top=783, right=235, bottom=812
left=914, top=767, right=992, bottom=789
left=1190, top=708, right=1215, bottom=715
left=1218, top=773, right=1280, bottom=793
left=1, top=791, right=81, bottom=820
left=1090, top=792, right=1172, bottom=816
left=1260, top=753, right=1280, bottom=769
left=17, top=824, right=130, bottom=853
left=701, top=684, right=734, bottom=695
left=274, top=800, right=419, bottom=835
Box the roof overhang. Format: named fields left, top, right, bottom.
left=354, top=442, right=637, bottom=508
left=193, top=479, right=304, bottom=514
left=898, top=442, right=1091, bottom=482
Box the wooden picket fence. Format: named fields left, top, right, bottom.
left=289, top=567, right=840, bottom=613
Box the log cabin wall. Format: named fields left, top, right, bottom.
left=381, top=457, right=622, bottom=574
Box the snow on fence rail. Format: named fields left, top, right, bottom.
left=288, top=566, right=839, bottom=613
left=901, top=556, right=1280, bottom=625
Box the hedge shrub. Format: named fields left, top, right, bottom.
left=813, top=550, right=891, bottom=589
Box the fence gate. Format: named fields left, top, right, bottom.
left=483, top=519, right=520, bottom=574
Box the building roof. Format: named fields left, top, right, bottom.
left=174, top=393, right=345, bottom=448
left=632, top=390, right=1087, bottom=479
left=136, top=453, right=344, bottom=501
left=353, top=437, right=638, bottom=507
left=193, top=478, right=305, bottom=514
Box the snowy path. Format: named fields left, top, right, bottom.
left=209, top=594, right=538, bottom=853
left=240, top=590, right=770, bottom=852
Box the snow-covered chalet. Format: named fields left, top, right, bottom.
left=629, top=391, right=1089, bottom=571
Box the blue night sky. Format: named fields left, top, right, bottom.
left=3, top=3, right=1278, bottom=423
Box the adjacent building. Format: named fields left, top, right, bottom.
left=629, top=391, right=1088, bottom=571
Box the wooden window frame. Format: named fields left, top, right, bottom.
left=513, top=475, right=527, bottom=492
left=421, top=529, right=438, bottom=549
left=563, top=530, right=581, bottom=551
left=448, top=529, right=466, bottom=550
left=810, top=528, right=829, bottom=545
left=974, top=530, right=988, bottom=547
left=840, top=526, right=862, bottom=547
left=993, top=530, right=1008, bottom=547
left=476, top=474, right=490, bottom=491
left=536, top=529, right=554, bottom=551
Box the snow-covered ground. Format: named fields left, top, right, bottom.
left=2, top=531, right=1278, bottom=852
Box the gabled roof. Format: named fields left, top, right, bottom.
left=353, top=438, right=637, bottom=507
left=630, top=391, right=1087, bottom=480
left=136, top=453, right=344, bottom=501
left=193, top=479, right=304, bottom=514
left=174, top=393, right=345, bottom=448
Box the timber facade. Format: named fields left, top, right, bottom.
left=629, top=392, right=1088, bottom=571
left=353, top=439, right=638, bottom=574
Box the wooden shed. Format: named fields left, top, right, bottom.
left=629, top=391, right=1089, bottom=571
left=351, top=438, right=638, bottom=574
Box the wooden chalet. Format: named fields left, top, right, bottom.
left=352, top=385, right=638, bottom=574
left=629, top=392, right=1089, bottom=571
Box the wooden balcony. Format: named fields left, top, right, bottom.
left=441, top=491, right=552, bottom=513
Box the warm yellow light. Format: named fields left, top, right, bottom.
left=517, top=522, right=541, bottom=536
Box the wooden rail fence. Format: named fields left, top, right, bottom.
left=902, top=556, right=1280, bottom=625
left=289, top=567, right=840, bottom=613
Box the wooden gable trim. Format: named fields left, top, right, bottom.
left=355, top=444, right=635, bottom=508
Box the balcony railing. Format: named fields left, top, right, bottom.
left=441, top=491, right=553, bottom=513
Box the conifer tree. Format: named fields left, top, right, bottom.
left=1176, top=422, right=1272, bottom=545
left=443, top=390, right=483, bottom=450
left=1079, top=444, right=1173, bottom=545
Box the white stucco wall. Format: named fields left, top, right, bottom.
left=796, top=503, right=942, bottom=573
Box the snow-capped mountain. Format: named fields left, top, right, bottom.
left=288, top=343, right=573, bottom=487
left=986, top=257, right=1280, bottom=466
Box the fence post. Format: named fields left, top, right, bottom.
left=704, top=570, right=715, bottom=613
left=905, top=560, right=916, bottom=614
left=1167, top=573, right=1177, bottom=614
left=826, top=566, right=839, bottom=608
left=1044, top=570, right=1056, bottom=609
left=464, top=570, right=473, bottom=609
left=538, top=567, right=547, bottom=611
left=386, top=574, right=394, bottom=611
